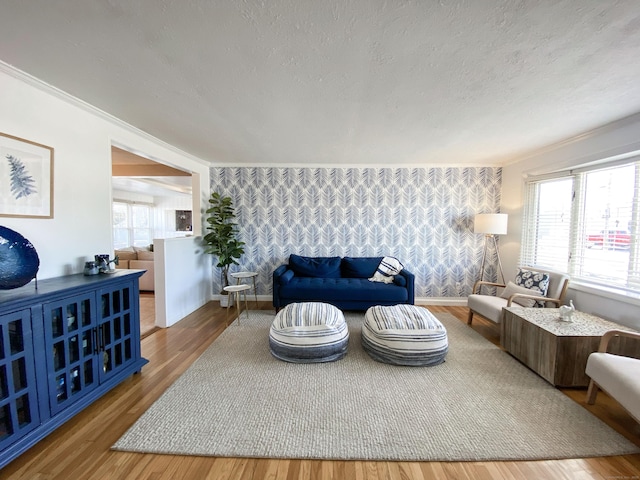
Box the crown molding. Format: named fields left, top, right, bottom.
left=501, top=111, right=640, bottom=168
left=209, top=162, right=504, bottom=169
left=0, top=60, right=210, bottom=167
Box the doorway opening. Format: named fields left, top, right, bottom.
left=110, top=145, right=193, bottom=336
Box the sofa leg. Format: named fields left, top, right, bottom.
left=586, top=379, right=599, bottom=404
left=467, top=310, right=474, bottom=325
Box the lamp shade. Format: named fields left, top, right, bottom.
left=474, top=213, right=508, bottom=235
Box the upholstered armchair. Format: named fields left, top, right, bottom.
left=467, top=267, right=570, bottom=325
left=586, top=329, right=640, bottom=423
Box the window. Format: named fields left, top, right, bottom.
left=521, top=160, right=640, bottom=294
left=112, top=202, right=153, bottom=249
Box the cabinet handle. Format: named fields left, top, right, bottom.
left=93, top=327, right=99, bottom=354
left=100, top=324, right=107, bottom=351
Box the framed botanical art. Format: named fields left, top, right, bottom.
left=0, top=132, right=54, bottom=218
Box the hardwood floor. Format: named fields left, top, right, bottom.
left=139, top=292, right=159, bottom=338
left=2, top=303, right=639, bottom=479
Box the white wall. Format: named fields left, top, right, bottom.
left=0, top=66, right=213, bottom=314
left=501, top=113, right=640, bottom=329
left=155, top=237, right=211, bottom=327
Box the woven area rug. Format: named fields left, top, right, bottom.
left=112, top=311, right=640, bottom=461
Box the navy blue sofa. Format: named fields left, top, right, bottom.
left=273, top=255, right=415, bottom=311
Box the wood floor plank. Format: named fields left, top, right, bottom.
left=1, top=301, right=639, bottom=479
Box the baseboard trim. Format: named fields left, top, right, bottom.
left=416, top=297, right=468, bottom=306
left=223, top=295, right=468, bottom=307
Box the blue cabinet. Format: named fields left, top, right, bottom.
left=43, top=291, right=98, bottom=415
left=0, top=309, right=40, bottom=452
left=0, top=271, right=147, bottom=469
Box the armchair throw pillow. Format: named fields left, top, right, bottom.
left=515, top=268, right=550, bottom=307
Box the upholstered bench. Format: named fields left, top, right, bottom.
left=362, top=305, right=448, bottom=366
left=269, top=302, right=349, bottom=363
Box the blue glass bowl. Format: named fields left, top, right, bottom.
left=0, top=226, right=40, bottom=289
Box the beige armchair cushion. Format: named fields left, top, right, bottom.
left=586, top=329, right=640, bottom=423
left=499, top=282, right=537, bottom=307
left=467, top=294, right=509, bottom=324
left=136, top=250, right=154, bottom=261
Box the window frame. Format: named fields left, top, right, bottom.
left=521, top=159, right=640, bottom=296
left=112, top=201, right=153, bottom=249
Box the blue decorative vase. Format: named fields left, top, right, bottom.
left=0, top=226, right=40, bottom=289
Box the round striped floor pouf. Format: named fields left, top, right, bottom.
left=269, top=302, right=349, bottom=363
left=362, top=304, right=448, bottom=366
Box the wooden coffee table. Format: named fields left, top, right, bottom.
left=501, top=307, right=640, bottom=387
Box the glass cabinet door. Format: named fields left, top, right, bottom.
left=43, top=294, right=99, bottom=415
left=98, top=281, right=138, bottom=383
left=0, top=309, right=40, bottom=451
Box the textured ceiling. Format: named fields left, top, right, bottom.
left=2, top=1, right=640, bottom=167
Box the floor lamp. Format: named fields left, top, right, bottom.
left=474, top=213, right=508, bottom=284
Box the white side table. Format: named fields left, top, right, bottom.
left=230, top=271, right=258, bottom=306
left=223, top=284, right=251, bottom=324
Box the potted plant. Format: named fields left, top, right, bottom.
left=204, top=192, right=245, bottom=306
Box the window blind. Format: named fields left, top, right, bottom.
left=521, top=159, right=640, bottom=294
left=520, top=177, right=573, bottom=271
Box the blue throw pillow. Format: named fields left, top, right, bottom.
left=341, top=257, right=383, bottom=278
left=289, top=254, right=341, bottom=278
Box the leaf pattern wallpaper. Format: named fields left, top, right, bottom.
left=210, top=167, right=502, bottom=300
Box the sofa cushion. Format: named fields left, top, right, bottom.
left=279, top=277, right=409, bottom=303
left=136, top=250, right=154, bottom=261
left=115, top=248, right=137, bottom=261
left=130, top=259, right=154, bottom=291
left=341, top=257, right=382, bottom=278
left=289, top=254, right=341, bottom=278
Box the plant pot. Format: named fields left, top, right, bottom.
left=220, top=294, right=234, bottom=308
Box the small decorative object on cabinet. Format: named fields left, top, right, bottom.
left=0, top=270, right=147, bottom=468
left=83, top=261, right=99, bottom=276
